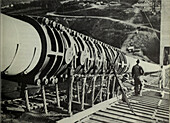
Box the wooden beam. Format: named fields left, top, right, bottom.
left=72, top=101, right=90, bottom=110
left=81, top=77, right=86, bottom=110
left=25, top=87, right=30, bottom=112
left=6, top=107, right=25, bottom=112
left=42, top=85, right=48, bottom=114
left=99, top=76, right=104, bottom=102
left=55, top=78, right=60, bottom=108
left=95, top=110, right=154, bottom=123
left=68, top=76, right=74, bottom=116
left=77, top=81, right=80, bottom=103
left=91, top=76, right=96, bottom=106
left=106, top=76, right=111, bottom=100
left=112, top=77, right=116, bottom=98
left=57, top=95, right=122, bottom=123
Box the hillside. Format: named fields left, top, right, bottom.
left=1, top=0, right=161, bottom=63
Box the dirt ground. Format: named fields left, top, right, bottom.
left=50, top=1, right=160, bottom=63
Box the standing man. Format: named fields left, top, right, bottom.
left=158, top=65, right=165, bottom=97
left=132, top=59, right=144, bottom=96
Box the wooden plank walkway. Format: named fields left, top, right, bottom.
left=58, top=89, right=169, bottom=123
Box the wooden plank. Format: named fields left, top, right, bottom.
left=157, top=119, right=170, bottom=123
left=113, top=70, right=135, bottom=114
left=99, top=76, right=104, bottom=102
left=108, top=106, right=153, bottom=118
left=81, top=118, right=105, bottom=123
left=47, top=105, right=68, bottom=114
left=121, top=102, right=157, bottom=108
left=68, top=76, right=74, bottom=116
left=159, top=104, right=170, bottom=109
left=94, top=111, right=143, bottom=123
left=57, top=95, right=122, bottom=123
left=151, top=111, right=169, bottom=122
left=25, top=88, right=30, bottom=112
left=81, top=77, right=86, bottom=110
left=72, top=101, right=90, bottom=110
left=90, top=115, right=127, bottom=123
left=115, top=103, right=155, bottom=113
left=129, top=97, right=159, bottom=105
left=45, top=93, right=57, bottom=97
left=130, top=96, right=161, bottom=102
left=140, top=102, right=169, bottom=112
left=99, top=109, right=154, bottom=123
left=121, top=101, right=169, bottom=113
left=91, top=76, right=96, bottom=106
left=55, top=79, right=60, bottom=108
left=155, top=113, right=169, bottom=120
left=112, top=77, right=116, bottom=98
left=157, top=109, right=170, bottom=116
left=160, top=101, right=170, bottom=106
left=129, top=98, right=160, bottom=106
left=42, top=85, right=48, bottom=114
left=90, top=115, right=128, bottom=123
left=108, top=105, right=153, bottom=117
left=6, top=107, right=25, bottom=112
left=77, top=81, right=80, bottom=103
left=29, top=97, right=53, bottom=104
left=129, top=100, right=169, bottom=111
left=106, top=76, right=111, bottom=100
left=90, top=117, right=112, bottom=123
left=130, top=96, right=160, bottom=103
left=116, top=103, right=155, bottom=112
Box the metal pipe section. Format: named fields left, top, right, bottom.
left=1, top=14, right=160, bottom=85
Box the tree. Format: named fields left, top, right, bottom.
left=41, top=0, right=61, bottom=10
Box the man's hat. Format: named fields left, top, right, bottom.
left=136, top=59, right=140, bottom=63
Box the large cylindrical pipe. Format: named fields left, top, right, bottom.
left=1, top=14, right=42, bottom=75
left=1, top=14, right=161, bottom=85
